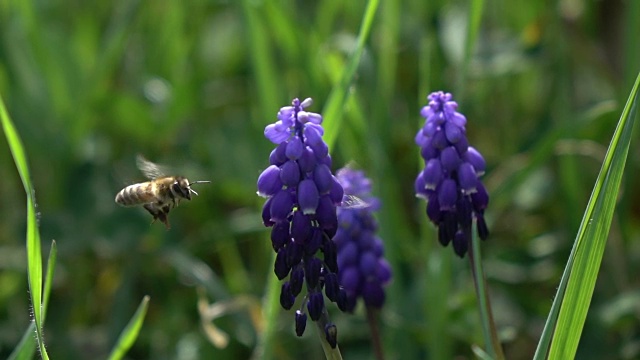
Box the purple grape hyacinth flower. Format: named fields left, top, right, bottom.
left=258, top=97, right=347, bottom=347
left=334, top=167, right=392, bottom=312
left=415, top=91, right=489, bottom=257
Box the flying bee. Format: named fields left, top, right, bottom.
left=115, top=155, right=210, bottom=229
left=339, top=194, right=375, bottom=210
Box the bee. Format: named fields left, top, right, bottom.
left=339, top=195, right=375, bottom=210
left=115, top=155, right=210, bottom=229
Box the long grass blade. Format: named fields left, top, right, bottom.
left=534, top=72, right=640, bottom=359
left=322, top=0, right=380, bottom=149
left=1, top=93, right=49, bottom=359
left=107, top=295, right=151, bottom=360
left=8, top=240, right=57, bottom=360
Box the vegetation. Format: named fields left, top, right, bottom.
left=1, top=1, right=639, bottom=359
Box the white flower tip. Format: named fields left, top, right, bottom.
left=301, top=98, right=313, bottom=107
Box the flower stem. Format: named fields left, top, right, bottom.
left=365, top=306, right=385, bottom=360
left=314, top=315, right=343, bottom=360
left=468, top=229, right=505, bottom=360
left=253, top=251, right=280, bottom=360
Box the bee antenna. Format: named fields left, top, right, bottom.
left=188, top=181, right=210, bottom=196
left=189, top=180, right=211, bottom=186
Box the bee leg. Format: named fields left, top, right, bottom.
left=157, top=212, right=170, bottom=230
left=143, top=204, right=159, bottom=221
left=160, top=205, right=172, bottom=230
left=143, top=204, right=169, bottom=229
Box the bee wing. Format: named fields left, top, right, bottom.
left=340, top=195, right=373, bottom=210
left=136, top=154, right=167, bottom=180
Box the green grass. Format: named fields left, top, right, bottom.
left=107, top=296, right=150, bottom=360
left=2, top=89, right=151, bottom=359
left=536, top=72, right=640, bottom=359
left=1, top=93, right=50, bottom=360
left=1, top=1, right=640, bottom=359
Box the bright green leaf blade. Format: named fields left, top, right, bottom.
left=42, top=240, right=57, bottom=318
left=322, top=0, right=379, bottom=149
left=8, top=240, right=56, bottom=360
left=107, top=295, right=150, bottom=360
left=534, top=71, right=640, bottom=359
left=1, top=94, right=49, bottom=359
left=7, top=322, right=37, bottom=360
left=458, top=0, right=484, bottom=100
left=241, top=0, right=280, bottom=120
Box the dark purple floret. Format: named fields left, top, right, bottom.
left=290, top=267, right=304, bottom=296
left=305, top=256, right=322, bottom=289
left=286, top=136, right=304, bottom=159
left=269, top=189, right=294, bottom=222
left=274, top=249, right=290, bottom=280
left=305, top=227, right=323, bottom=255
left=295, top=310, right=307, bottom=337
left=324, top=272, right=340, bottom=302
left=280, top=160, right=301, bottom=187
left=261, top=197, right=274, bottom=227
left=315, top=196, right=338, bottom=237
left=270, top=221, right=290, bottom=251
left=298, top=147, right=317, bottom=173
left=322, top=237, right=338, bottom=273
left=335, top=167, right=392, bottom=312
left=298, top=179, right=320, bottom=215
left=280, top=282, right=295, bottom=310
left=291, top=211, right=312, bottom=243
left=324, top=323, right=338, bottom=348
left=257, top=165, right=282, bottom=197
left=285, top=241, right=303, bottom=268
left=415, top=91, right=490, bottom=257
left=258, top=97, right=346, bottom=340
left=269, top=143, right=287, bottom=166
left=336, top=289, right=348, bottom=312
left=313, top=164, right=333, bottom=194
left=307, top=291, right=324, bottom=321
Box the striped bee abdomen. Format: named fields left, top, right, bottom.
left=115, top=182, right=158, bottom=206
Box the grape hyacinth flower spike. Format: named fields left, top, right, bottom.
left=415, top=91, right=489, bottom=257
left=257, top=97, right=347, bottom=348
left=334, top=167, right=392, bottom=312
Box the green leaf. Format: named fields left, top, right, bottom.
left=107, top=295, right=151, bottom=360
left=7, top=322, right=37, bottom=360
left=534, top=71, right=640, bottom=359
left=322, top=0, right=380, bottom=149
left=8, top=240, right=56, bottom=360
left=458, top=0, right=484, bottom=99
left=1, top=93, right=49, bottom=360
left=42, top=240, right=57, bottom=319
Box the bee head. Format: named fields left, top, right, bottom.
left=172, top=177, right=210, bottom=200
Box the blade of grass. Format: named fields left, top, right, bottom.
left=252, top=251, right=280, bottom=360
left=469, top=230, right=505, bottom=360
left=8, top=240, right=58, bottom=360
left=8, top=240, right=57, bottom=360
left=534, top=71, right=640, bottom=359
left=322, top=0, right=379, bottom=149
left=1, top=93, right=49, bottom=359
left=42, top=240, right=57, bottom=320
left=457, top=0, right=484, bottom=102
left=107, top=295, right=150, bottom=360
left=241, top=0, right=281, bottom=122
left=7, top=322, right=37, bottom=360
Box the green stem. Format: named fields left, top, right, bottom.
left=314, top=310, right=343, bottom=360
left=253, top=251, right=280, bottom=360
left=365, top=306, right=385, bottom=360
left=468, top=230, right=505, bottom=360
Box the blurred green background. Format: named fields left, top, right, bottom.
left=1, top=0, right=639, bottom=359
